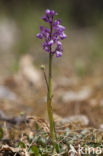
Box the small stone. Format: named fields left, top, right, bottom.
left=99, top=124, right=103, bottom=129
left=0, top=85, right=17, bottom=101
left=0, top=19, right=18, bottom=51
left=62, top=87, right=92, bottom=103
left=15, top=54, right=42, bottom=88
left=59, top=115, right=89, bottom=126
left=89, top=99, right=97, bottom=107
left=56, top=77, right=78, bottom=87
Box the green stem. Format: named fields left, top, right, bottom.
left=47, top=52, right=55, bottom=142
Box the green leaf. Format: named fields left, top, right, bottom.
left=30, top=145, right=39, bottom=156
left=81, top=129, right=88, bottom=135
left=0, top=128, right=3, bottom=140
left=38, top=137, right=46, bottom=146
left=54, top=143, right=60, bottom=153
left=18, top=141, right=26, bottom=148
left=35, top=122, right=40, bottom=131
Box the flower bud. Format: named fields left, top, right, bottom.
left=45, top=9, right=50, bottom=15
left=40, top=64, right=45, bottom=70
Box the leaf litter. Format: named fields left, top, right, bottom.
left=0, top=114, right=103, bottom=155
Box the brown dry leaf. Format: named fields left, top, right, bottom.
left=0, top=145, right=30, bottom=156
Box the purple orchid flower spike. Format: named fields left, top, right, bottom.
left=36, top=9, right=67, bottom=57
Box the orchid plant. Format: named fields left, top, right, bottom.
left=36, top=9, right=66, bottom=142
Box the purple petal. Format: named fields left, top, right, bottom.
left=50, top=10, right=56, bottom=16
left=48, top=40, right=54, bottom=46
left=56, top=51, right=62, bottom=57
left=60, top=33, right=67, bottom=39
left=57, top=41, right=62, bottom=46
left=56, top=45, right=63, bottom=52
left=36, top=33, right=43, bottom=39
left=45, top=27, right=50, bottom=33
left=55, top=25, right=65, bottom=34
left=52, top=50, right=56, bottom=54
left=40, top=26, right=44, bottom=32
left=42, top=15, right=49, bottom=22
left=44, top=46, right=50, bottom=52
left=49, top=17, right=53, bottom=24
left=53, top=19, right=61, bottom=26
left=58, top=25, right=65, bottom=31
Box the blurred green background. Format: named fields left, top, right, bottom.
left=0, top=0, right=103, bottom=77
